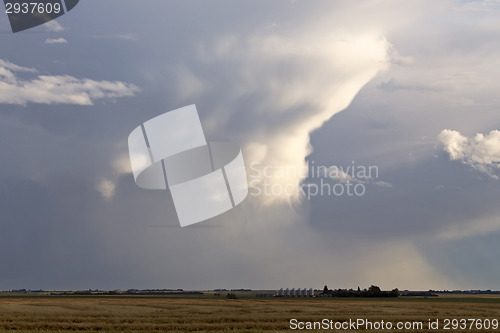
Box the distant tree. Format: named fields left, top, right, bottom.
left=226, top=293, right=238, bottom=299
left=317, top=285, right=398, bottom=298
left=368, top=285, right=382, bottom=294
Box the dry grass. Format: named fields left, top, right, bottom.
left=0, top=296, right=499, bottom=332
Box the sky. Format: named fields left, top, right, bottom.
left=1, top=0, right=500, bottom=291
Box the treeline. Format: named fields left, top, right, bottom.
left=321, top=285, right=399, bottom=298
left=400, top=291, right=438, bottom=297
left=50, top=290, right=203, bottom=296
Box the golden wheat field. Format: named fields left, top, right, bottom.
left=0, top=296, right=499, bottom=332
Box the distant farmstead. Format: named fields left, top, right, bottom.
left=275, top=288, right=315, bottom=297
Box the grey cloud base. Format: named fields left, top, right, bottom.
left=1, top=0, right=500, bottom=290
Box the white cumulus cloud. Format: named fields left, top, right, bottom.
left=439, top=129, right=500, bottom=179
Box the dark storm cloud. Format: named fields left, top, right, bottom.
left=1, top=0, right=500, bottom=290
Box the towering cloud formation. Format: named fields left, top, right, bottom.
left=178, top=32, right=391, bottom=204
left=439, top=129, right=500, bottom=179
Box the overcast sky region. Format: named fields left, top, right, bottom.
left=1, top=0, right=500, bottom=291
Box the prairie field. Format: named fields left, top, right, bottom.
left=0, top=295, right=499, bottom=332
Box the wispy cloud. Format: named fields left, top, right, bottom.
left=93, top=34, right=137, bottom=41
left=45, top=38, right=68, bottom=44
left=96, top=179, right=116, bottom=200
left=436, top=213, right=500, bottom=240
left=377, top=78, right=439, bottom=92
left=96, top=154, right=133, bottom=201
left=387, top=45, right=416, bottom=65
left=0, top=59, right=139, bottom=106
left=319, top=165, right=392, bottom=188
left=0, top=59, right=36, bottom=73
left=44, top=20, right=64, bottom=32
left=455, top=0, right=500, bottom=12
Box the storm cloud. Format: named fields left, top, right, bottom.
left=0, top=0, right=500, bottom=291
